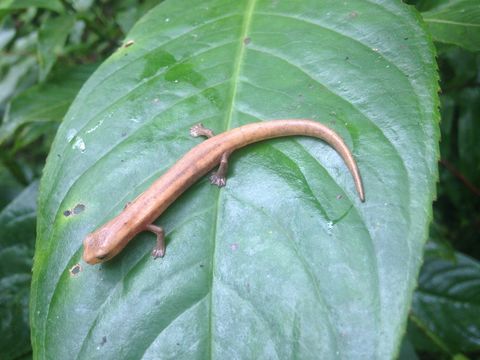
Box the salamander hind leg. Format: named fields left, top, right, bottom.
left=146, top=224, right=165, bottom=259
left=210, top=152, right=230, bottom=187
left=190, top=123, right=214, bottom=138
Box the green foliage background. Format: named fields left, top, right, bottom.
left=0, top=0, right=478, bottom=359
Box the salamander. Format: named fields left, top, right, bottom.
left=82, top=119, right=365, bottom=264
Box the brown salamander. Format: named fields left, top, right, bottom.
left=83, top=119, right=365, bottom=264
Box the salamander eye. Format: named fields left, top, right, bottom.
left=96, top=254, right=109, bottom=261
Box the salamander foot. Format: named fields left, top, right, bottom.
left=146, top=224, right=165, bottom=259
left=210, top=173, right=227, bottom=187
left=210, top=152, right=230, bottom=188
left=190, top=123, right=214, bottom=138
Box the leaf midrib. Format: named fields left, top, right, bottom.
left=208, top=0, right=257, bottom=357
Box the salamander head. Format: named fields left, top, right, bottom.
left=83, top=227, right=119, bottom=264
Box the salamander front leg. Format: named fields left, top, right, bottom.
left=210, top=152, right=230, bottom=187
left=190, top=123, right=214, bottom=138
left=146, top=224, right=165, bottom=259
left=189, top=124, right=230, bottom=187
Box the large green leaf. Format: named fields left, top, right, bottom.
left=420, top=0, right=480, bottom=52
left=0, top=181, right=38, bottom=360
left=31, top=1, right=439, bottom=358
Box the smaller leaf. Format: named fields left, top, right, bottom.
left=37, top=14, right=75, bottom=81
left=0, top=181, right=38, bottom=360
left=0, top=26, right=15, bottom=50
left=421, top=0, right=480, bottom=51
left=0, top=63, right=97, bottom=146
left=115, top=0, right=163, bottom=34
left=437, top=46, right=478, bottom=89
left=406, top=318, right=447, bottom=354
left=412, top=242, right=480, bottom=353
left=115, top=7, right=141, bottom=34
left=0, top=0, right=64, bottom=13
left=427, top=222, right=457, bottom=262
left=11, top=121, right=57, bottom=154
left=0, top=164, right=24, bottom=211
left=11, top=31, right=38, bottom=54
left=0, top=56, right=36, bottom=105
left=457, top=89, right=480, bottom=183
left=69, top=0, right=94, bottom=12
left=398, top=336, right=419, bottom=360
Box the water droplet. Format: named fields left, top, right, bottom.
left=327, top=221, right=334, bottom=235
left=72, top=136, right=86, bottom=152
left=165, top=18, right=170, bottom=22
left=86, top=119, right=104, bottom=134
left=66, top=128, right=77, bottom=142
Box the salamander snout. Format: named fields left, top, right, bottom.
left=82, top=231, right=112, bottom=264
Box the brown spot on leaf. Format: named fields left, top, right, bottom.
left=69, top=264, right=82, bottom=276
left=243, top=37, right=251, bottom=45
left=64, top=203, right=86, bottom=217
left=73, top=204, right=85, bottom=215
left=100, top=336, right=107, bottom=346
